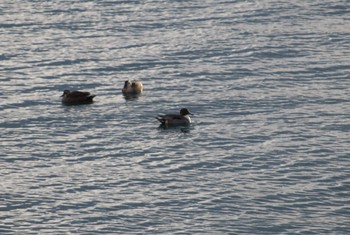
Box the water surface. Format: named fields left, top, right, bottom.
left=1, top=0, right=350, bottom=234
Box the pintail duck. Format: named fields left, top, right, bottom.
left=60, top=90, right=96, bottom=105
left=156, top=108, right=193, bottom=126
left=122, top=80, right=143, bottom=95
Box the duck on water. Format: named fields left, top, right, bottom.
left=122, top=80, right=143, bottom=95
left=156, top=108, right=193, bottom=126
left=60, top=90, right=96, bottom=105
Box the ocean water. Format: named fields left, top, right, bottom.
left=1, top=0, right=350, bottom=234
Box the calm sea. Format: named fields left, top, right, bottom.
left=1, top=0, right=349, bottom=234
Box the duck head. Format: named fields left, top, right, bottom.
left=61, top=90, right=71, bottom=97
left=123, top=80, right=132, bottom=89
left=180, top=108, right=192, bottom=116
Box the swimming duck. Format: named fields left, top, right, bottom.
left=156, top=108, right=193, bottom=126
left=60, top=90, right=96, bottom=105
left=122, top=80, right=143, bottom=95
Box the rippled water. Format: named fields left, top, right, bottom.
left=1, top=0, right=350, bottom=234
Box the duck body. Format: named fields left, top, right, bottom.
left=156, top=108, right=193, bottom=126
left=61, top=90, right=96, bottom=105
left=122, top=80, right=143, bottom=95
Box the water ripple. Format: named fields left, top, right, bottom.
left=1, top=0, right=350, bottom=234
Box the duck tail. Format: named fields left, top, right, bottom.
left=86, top=95, right=96, bottom=102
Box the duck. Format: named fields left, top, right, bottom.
left=60, top=90, right=96, bottom=105
left=156, top=108, right=193, bottom=126
left=122, top=80, right=143, bottom=95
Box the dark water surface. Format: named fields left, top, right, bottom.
left=1, top=0, right=350, bottom=234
